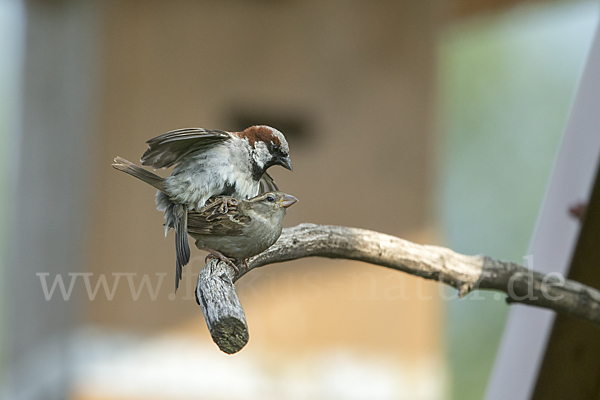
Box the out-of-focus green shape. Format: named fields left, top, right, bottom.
left=438, top=2, right=598, bottom=399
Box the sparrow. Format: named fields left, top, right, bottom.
left=187, top=191, right=298, bottom=271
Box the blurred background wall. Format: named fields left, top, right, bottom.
left=0, top=0, right=597, bottom=399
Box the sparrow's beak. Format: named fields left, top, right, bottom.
left=279, top=154, right=293, bottom=171
left=280, top=194, right=298, bottom=208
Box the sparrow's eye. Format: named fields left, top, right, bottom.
left=266, top=195, right=275, bottom=202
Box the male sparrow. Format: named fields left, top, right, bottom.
left=187, top=191, right=298, bottom=271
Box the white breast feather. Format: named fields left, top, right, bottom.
left=163, top=140, right=260, bottom=209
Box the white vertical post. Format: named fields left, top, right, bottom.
left=485, top=15, right=600, bottom=400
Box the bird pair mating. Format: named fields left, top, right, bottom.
left=113, top=125, right=297, bottom=291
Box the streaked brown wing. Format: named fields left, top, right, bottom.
left=187, top=200, right=249, bottom=236
left=141, top=128, right=230, bottom=169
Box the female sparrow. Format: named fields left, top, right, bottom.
left=187, top=191, right=298, bottom=272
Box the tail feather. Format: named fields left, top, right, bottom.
left=173, top=204, right=191, bottom=292
left=112, top=156, right=191, bottom=293
left=112, top=156, right=166, bottom=192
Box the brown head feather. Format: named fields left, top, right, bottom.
left=237, top=126, right=281, bottom=149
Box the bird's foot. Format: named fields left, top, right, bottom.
left=205, top=250, right=240, bottom=273
left=216, top=196, right=239, bottom=214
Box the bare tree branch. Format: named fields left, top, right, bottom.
left=196, top=223, right=600, bottom=353
left=195, top=259, right=248, bottom=354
